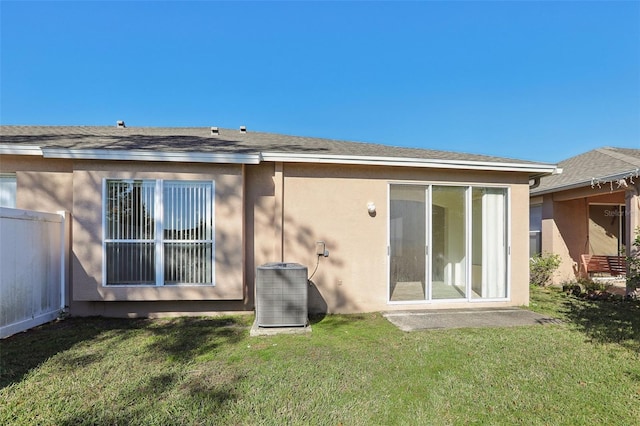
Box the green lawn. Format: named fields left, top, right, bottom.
left=1, top=287, right=639, bottom=425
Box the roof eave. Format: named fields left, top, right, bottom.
left=531, top=168, right=640, bottom=196
left=0, top=145, right=43, bottom=156
left=0, top=146, right=262, bottom=164
left=0, top=144, right=560, bottom=174
left=262, top=152, right=560, bottom=174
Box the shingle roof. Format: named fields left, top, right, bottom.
left=0, top=125, right=552, bottom=169
left=531, top=147, right=640, bottom=195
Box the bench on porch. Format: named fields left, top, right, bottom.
left=580, top=254, right=627, bottom=280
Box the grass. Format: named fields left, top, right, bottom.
left=1, top=288, right=639, bottom=425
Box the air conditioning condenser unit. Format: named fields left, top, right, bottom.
left=256, top=262, right=308, bottom=327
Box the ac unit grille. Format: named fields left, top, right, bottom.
left=256, top=263, right=308, bottom=327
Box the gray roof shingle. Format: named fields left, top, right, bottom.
left=0, top=125, right=550, bottom=167
left=531, top=147, right=640, bottom=194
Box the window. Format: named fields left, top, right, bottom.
left=389, top=184, right=509, bottom=302
left=0, top=174, right=17, bottom=208
left=104, top=179, right=214, bottom=286
left=529, top=204, right=542, bottom=257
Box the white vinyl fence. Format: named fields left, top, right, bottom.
left=0, top=208, right=69, bottom=338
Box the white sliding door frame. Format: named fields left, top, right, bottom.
left=387, top=182, right=511, bottom=304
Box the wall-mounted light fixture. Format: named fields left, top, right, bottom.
left=367, top=202, right=376, bottom=216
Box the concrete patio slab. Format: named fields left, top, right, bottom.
left=383, top=308, right=562, bottom=332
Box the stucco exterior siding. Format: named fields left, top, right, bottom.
left=0, top=156, right=73, bottom=213
left=70, top=163, right=245, bottom=303
left=0, top=125, right=565, bottom=317
left=510, top=179, right=532, bottom=306
left=542, top=197, right=586, bottom=282
left=243, top=162, right=279, bottom=310
left=275, top=163, right=531, bottom=313
left=1, top=154, right=536, bottom=316
left=280, top=164, right=389, bottom=313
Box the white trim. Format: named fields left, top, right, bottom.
left=387, top=182, right=511, bottom=304
left=1, top=143, right=558, bottom=175
left=262, top=152, right=559, bottom=174
left=210, top=180, right=216, bottom=286
left=465, top=186, right=472, bottom=300
left=506, top=186, right=512, bottom=301
left=386, top=184, right=391, bottom=302
left=0, top=145, right=43, bottom=156
left=387, top=180, right=514, bottom=189
left=155, top=180, right=164, bottom=286
left=101, top=179, right=107, bottom=288
left=426, top=185, right=432, bottom=301
left=101, top=178, right=216, bottom=287
left=42, top=148, right=261, bottom=164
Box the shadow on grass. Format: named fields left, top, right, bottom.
left=144, top=316, right=247, bottom=362
left=561, top=296, right=640, bottom=352
left=2, top=316, right=251, bottom=425
left=0, top=317, right=139, bottom=388
left=0, top=316, right=249, bottom=389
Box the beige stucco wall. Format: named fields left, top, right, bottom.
left=244, top=162, right=279, bottom=310
left=3, top=154, right=533, bottom=316
left=1, top=155, right=74, bottom=212
left=70, top=162, right=245, bottom=303
left=541, top=196, right=586, bottom=282
left=267, top=163, right=531, bottom=313
left=1, top=156, right=247, bottom=316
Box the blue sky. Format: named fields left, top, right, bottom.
left=1, top=1, right=638, bottom=163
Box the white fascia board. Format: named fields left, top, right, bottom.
left=41, top=148, right=261, bottom=164
left=261, top=152, right=560, bottom=175
left=0, top=145, right=43, bottom=156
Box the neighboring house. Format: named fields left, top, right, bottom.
left=529, top=147, right=640, bottom=286
left=0, top=125, right=559, bottom=317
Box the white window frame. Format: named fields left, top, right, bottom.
left=386, top=182, right=511, bottom=304
left=529, top=204, right=543, bottom=257
left=102, top=178, right=215, bottom=287
left=0, top=173, right=17, bottom=208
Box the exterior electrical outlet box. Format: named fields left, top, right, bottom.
left=256, top=263, right=308, bottom=327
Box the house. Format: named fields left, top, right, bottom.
left=529, top=147, right=640, bottom=288
left=0, top=125, right=559, bottom=317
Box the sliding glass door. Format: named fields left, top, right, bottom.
left=388, top=184, right=509, bottom=302
left=389, top=186, right=426, bottom=301
left=471, top=187, right=508, bottom=299
left=431, top=186, right=467, bottom=300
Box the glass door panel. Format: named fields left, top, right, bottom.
left=389, top=186, right=426, bottom=301
left=471, top=188, right=507, bottom=299
left=431, top=186, right=467, bottom=299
